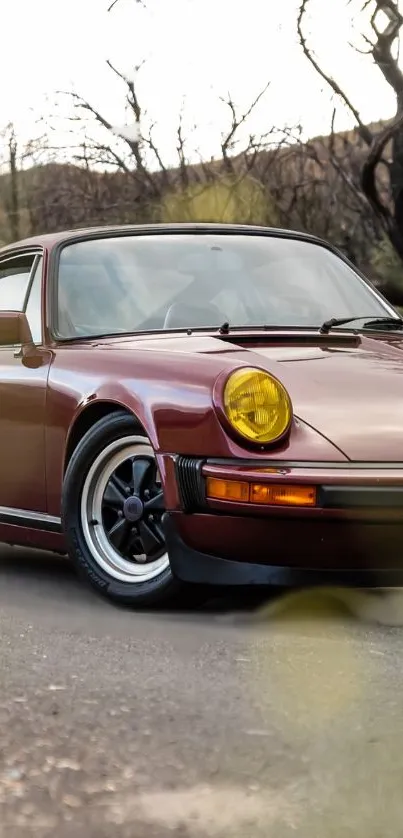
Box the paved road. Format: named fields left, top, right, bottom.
left=0, top=544, right=403, bottom=837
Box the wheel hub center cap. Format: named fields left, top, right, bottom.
left=123, top=495, right=144, bottom=522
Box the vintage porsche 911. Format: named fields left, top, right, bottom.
left=1, top=222, right=403, bottom=606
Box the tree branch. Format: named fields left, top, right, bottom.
left=370, top=0, right=403, bottom=103
left=220, top=81, right=271, bottom=173
left=59, top=90, right=115, bottom=136
left=362, top=111, right=403, bottom=217
left=297, top=0, right=373, bottom=145
left=108, top=0, right=145, bottom=10
left=176, top=112, right=189, bottom=187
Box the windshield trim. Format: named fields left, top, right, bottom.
left=47, top=229, right=398, bottom=341
left=51, top=323, right=381, bottom=345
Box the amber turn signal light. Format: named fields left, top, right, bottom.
left=205, top=478, right=250, bottom=502
left=206, top=477, right=316, bottom=507
left=250, top=483, right=316, bottom=506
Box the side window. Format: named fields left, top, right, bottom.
left=0, top=254, right=36, bottom=311
left=25, top=257, right=43, bottom=344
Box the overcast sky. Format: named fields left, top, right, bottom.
left=0, top=0, right=400, bottom=165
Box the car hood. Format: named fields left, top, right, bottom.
left=244, top=336, right=403, bottom=461
left=96, top=331, right=403, bottom=461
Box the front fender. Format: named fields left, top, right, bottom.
left=46, top=347, right=347, bottom=517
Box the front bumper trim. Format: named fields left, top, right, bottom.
left=319, top=485, right=403, bottom=508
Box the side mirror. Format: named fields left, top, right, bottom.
left=0, top=311, right=33, bottom=346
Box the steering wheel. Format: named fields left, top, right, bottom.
left=162, top=301, right=226, bottom=330
left=268, top=290, right=324, bottom=325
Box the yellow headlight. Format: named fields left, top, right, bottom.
left=223, top=368, right=292, bottom=444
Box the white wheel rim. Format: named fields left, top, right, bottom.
left=80, top=436, right=170, bottom=584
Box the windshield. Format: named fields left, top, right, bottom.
left=55, top=233, right=392, bottom=338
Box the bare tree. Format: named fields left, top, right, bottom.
left=297, top=0, right=403, bottom=260
left=0, top=124, right=50, bottom=242
left=58, top=56, right=280, bottom=218
left=59, top=60, right=161, bottom=197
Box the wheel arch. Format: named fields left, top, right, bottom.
left=64, top=400, right=147, bottom=475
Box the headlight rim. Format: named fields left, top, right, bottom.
left=212, top=365, right=293, bottom=449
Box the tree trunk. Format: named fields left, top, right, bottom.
left=8, top=135, right=20, bottom=242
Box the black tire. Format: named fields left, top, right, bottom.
left=62, top=411, right=199, bottom=607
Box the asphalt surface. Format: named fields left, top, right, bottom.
left=0, top=545, right=403, bottom=837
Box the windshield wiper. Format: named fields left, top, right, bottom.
left=319, top=315, right=403, bottom=334
left=361, top=316, right=403, bottom=330
left=217, top=317, right=403, bottom=336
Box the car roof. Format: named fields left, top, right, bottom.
left=0, top=223, right=331, bottom=255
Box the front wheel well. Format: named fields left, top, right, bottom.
left=64, top=402, right=146, bottom=473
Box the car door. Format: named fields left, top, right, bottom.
left=0, top=251, right=51, bottom=513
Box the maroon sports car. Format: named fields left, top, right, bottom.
left=1, top=222, right=403, bottom=605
